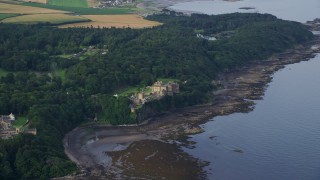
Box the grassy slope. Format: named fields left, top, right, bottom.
left=48, top=0, right=88, bottom=8
left=12, top=116, right=28, bottom=128
left=118, top=86, right=152, bottom=96
left=23, top=2, right=136, bottom=14
left=157, top=78, right=180, bottom=83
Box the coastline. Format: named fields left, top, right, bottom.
left=61, top=23, right=320, bottom=179
left=139, top=0, right=248, bottom=15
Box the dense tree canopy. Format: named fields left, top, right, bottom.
left=0, top=12, right=314, bottom=179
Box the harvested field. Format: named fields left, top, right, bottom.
left=0, top=2, right=68, bottom=14
left=87, top=0, right=98, bottom=7
left=48, top=0, right=88, bottom=8
left=59, top=14, right=162, bottom=28
left=2, top=13, right=89, bottom=25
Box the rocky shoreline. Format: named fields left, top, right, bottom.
left=61, top=23, right=320, bottom=179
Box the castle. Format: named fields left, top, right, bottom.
left=130, top=81, right=180, bottom=108
left=0, top=113, right=15, bottom=130
left=151, top=81, right=180, bottom=96
left=1, top=113, right=37, bottom=139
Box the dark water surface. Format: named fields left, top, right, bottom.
left=183, top=55, right=320, bottom=180
left=171, top=0, right=320, bottom=22
left=170, top=1, right=320, bottom=179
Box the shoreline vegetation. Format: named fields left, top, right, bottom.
left=0, top=4, right=319, bottom=179
left=62, top=21, right=320, bottom=179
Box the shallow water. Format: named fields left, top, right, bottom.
left=183, top=54, right=320, bottom=180
left=170, top=0, right=320, bottom=22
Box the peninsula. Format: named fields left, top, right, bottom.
left=0, top=9, right=319, bottom=180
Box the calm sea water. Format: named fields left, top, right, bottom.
left=184, top=55, right=320, bottom=180
left=171, top=1, right=320, bottom=179
left=170, top=0, right=320, bottom=22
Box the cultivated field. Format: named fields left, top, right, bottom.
left=21, top=0, right=47, bottom=4
left=87, top=0, right=98, bottom=7
left=23, top=2, right=136, bottom=15
left=0, top=13, right=18, bottom=20
left=48, top=0, right=88, bottom=8
left=59, top=14, right=162, bottom=28
left=0, top=2, right=68, bottom=14
left=2, top=14, right=89, bottom=25
left=0, top=1, right=160, bottom=29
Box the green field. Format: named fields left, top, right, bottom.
left=2, top=13, right=90, bottom=25
left=12, top=116, right=28, bottom=128
left=0, top=14, right=18, bottom=20
left=118, top=86, right=151, bottom=97
left=48, top=0, right=88, bottom=8
left=23, top=2, right=136, bottom=15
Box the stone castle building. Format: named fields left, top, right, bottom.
left=1, top=113, right=37, bottom=139
left=0, top=113, right=15, bottom=130
left=151, top=81, right=180, bottom=96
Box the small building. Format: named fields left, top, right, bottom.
left=167, top=82, right=180, bottom=95
left=16, top=127, right=37, bottom=136
left=0, top=113, right=15, bottom=130
left=130, top=104, right=136, bottom=113
left=137, top=92, right=146, bottom=104
left=137, top=92, right=145, bottom=100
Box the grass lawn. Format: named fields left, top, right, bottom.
left=118, top=86, right=151, bottom=96
left=48, top=0, right=88, bottom=8
left=0, top=13, right=18, bottom=20
left=12, top=116, right=28, bottom=128
left=118, top=86, right=141, bottom=96
left=55, top=54, right=73, bottom=58
left=54, top=69, right=66, bottom=81
left=157, top=78, right=180, bottom=83
left=23, top=2, right=136, bottom=15
left=2, top=13, right=90, bottom=25
left=194, top=29, right=205, bottom=33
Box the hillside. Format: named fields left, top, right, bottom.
left=0, top=13, right=314, bottom=179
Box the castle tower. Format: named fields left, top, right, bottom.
left=9, top=113, right=15, bottom=121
